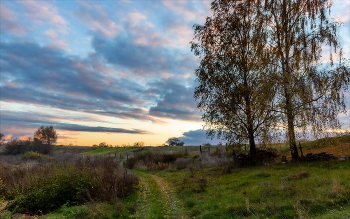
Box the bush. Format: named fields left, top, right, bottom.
left=4, top=139, right=30, bottom=155
left=0, top=157, right=138, bottom=214
left=4, top=139, right=54, bottom=155
left=124, top=157, right=138, bottom=169
left=174, top=158, right=192, bottom=169
left=20, top=151, right=50, bottom=160
left=125, top=151, right=188, bottom=169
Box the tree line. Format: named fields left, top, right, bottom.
left=191, top=0, right=350, bottom=163
left=1, top=126, right=57, bottom=155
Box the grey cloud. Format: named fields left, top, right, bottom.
left=0, top=40, right=202, bottom=124
left=90, top=22, right=197, bottom=77
left=0, top=111, right=150, bottom=139
left=54, top=124, right=149, bottom=134
left=148, top=79, right=201, bottom=121
left=74, top=3, right=120, bottom=38
left=0, top=41, right=151, bottom=120
left=178, top=129, right=221, bottom=146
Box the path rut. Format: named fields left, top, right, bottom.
left=132, top=171, right=184, bottom=219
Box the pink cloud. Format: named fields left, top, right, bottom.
left=3, top=134, right=12, bottom=140
left=162, top=1, right=196, bottom=20
left=19, top=135, right=31, bottom=140
left=22, top=0, right=68, bottom=29
left=0, top=4, right=26, bottom=36
left=129, top=12, right=146, bottom=24
left=45, top=28, right=59, bottom=39
left=21, top=0, right=70, bottom=50
left=75, top=2, right=120, bottom=38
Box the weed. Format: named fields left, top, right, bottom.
left=0, top=157, right=138, bottom=214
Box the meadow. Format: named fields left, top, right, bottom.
left=0, top=135, right=349, bottom=218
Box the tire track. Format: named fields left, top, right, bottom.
left=132, top=171, right=184, bottom=219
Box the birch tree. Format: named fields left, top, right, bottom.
left=265, top=0, right=350, bottom=160
left=191, top=0, right=278, bottom=162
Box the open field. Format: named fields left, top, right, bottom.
left=0, top=135, right=349, bottom=218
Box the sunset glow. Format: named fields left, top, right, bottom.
left=0, top=0, right=349, bottom=146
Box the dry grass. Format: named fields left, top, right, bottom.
left=0, top=157, right=138, bottom=215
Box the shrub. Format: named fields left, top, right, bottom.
left=20, top=151, right=50, bottom=160
left=4, top=139, right=54, bottom=155
left=124, top=157, right=138, bottom=169
left=4, top=139, right=30, bottom=155
left=0, top=157, right=138, bottom=214
left=146, top=162, right=169, bottom=171
left=174, top=158, right=192, bottom=169
left=125, top=151, right=188, bottom=169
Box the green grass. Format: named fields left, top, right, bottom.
left=43, top=201, right=136, bottom=219
left=157, top=160, right=350, bottom=218
left=78, top=145, right=201, bottom=156
left=79, top=146, right=136, bottom=155
left=20, top=151, right=50, bottom=160
left=135, top=170, right=169, bottom=218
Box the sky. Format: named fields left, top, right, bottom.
left=0, top=0, right=349, bottom=146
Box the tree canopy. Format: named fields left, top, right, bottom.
left=265, top=0, right=350, bottom=160
left=192, top=0, right=349, bottom=161
left=166, top=137, right=184, bottom=146
left=192, top=0, right=279, bottom=162
left=34, top=126, right=57, bottom=145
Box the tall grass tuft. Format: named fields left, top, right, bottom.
left=0, top=157, right=138, bottom=214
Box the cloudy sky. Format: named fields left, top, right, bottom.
left=1, top=0, right=349, bottom=146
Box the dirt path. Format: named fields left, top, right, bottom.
left=132, top=171, right=184, bottom=219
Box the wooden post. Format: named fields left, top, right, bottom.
left=200, top=145, right=202, bottom=154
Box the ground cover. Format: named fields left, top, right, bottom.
left=157, top=160, right=350, bottom=218
left=0, top=135, right=349, bottom=218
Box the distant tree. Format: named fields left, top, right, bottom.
left=166, top=137, right=184, bottom=146
left=133, top=141, right=145, bottom=147
left=34, top=126, right=57, bottom=145
left=98, top=142, right=108, bottom=147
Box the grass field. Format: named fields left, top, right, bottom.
left=0, top=135, right=349, bottom=218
